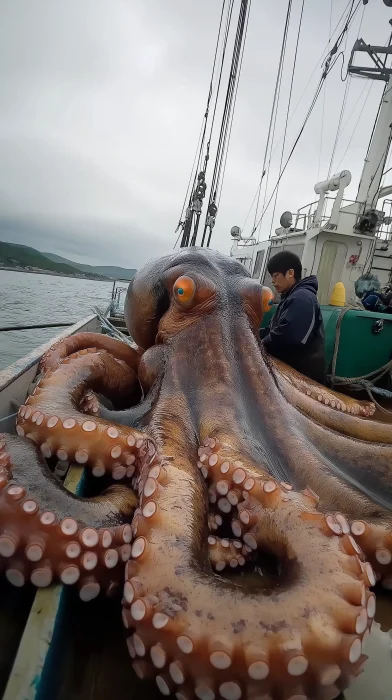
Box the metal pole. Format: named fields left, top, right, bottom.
left=180, top=212, right=193, bottom=247
left=356, top=73, right=392, bottom=209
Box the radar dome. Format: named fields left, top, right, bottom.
left=279, top=211, right=293, bottom=228
left=230, top=226, right=241, bottom=239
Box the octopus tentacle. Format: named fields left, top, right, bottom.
left=98, top=379, right=161, bottom=428
left=79, top=389, right=100, bottom=416
left=138, top=345, right=166, bottom=395
left=122, top=440, right=373, bottom=700
left=40, top=332, right=143, bottom=375
left=271, top=358, right=375, bottom=417
left=349, top=519, right=392, bottom=590
left=97, top=346, right=166, bottom=429
left=208, top=536, right=247, bottom=572
left=275, top=369, right=392, bottom=444
left=267, top=403, right=392, bottom=585
left=0, top=435, right=136, bottom=598
left=197, top=437, right=292, bottom=527
left=16, top=350, right=155, bottom=480
left=208, top=512, right=223, bottom=533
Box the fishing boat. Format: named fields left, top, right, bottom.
left=1, top=3, right=392, bottom=700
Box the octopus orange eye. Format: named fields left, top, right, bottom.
left=173, top=276, right=196, bottom=305
left=261, top=286, right=274, bottom=313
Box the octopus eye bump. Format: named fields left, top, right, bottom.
left=173, top=276, right=196, bottom=305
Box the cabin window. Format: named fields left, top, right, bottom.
left=317, top=240, right=347, bottom=304
left=252, top=250, right=265, bottom=279
left=282, top=243, right=304, bottom=259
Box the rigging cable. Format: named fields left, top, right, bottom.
left=317, top=0, right=333, bottom=183
left=206, top=0, right=236, bottom=164
left=175, top=0, right=230, bottom=247
left=268, top=0, right=306, bottom=239
left=250, top=0, right=362, bottom=237
left=202, top=0, right=249, bottom=246
left=327, top=0, right=366, bottom=179
left=335, top=26, right=392, bottom=182
left=201, top=0, right=251, bottom=247
left=241, top=0, right=360, bottom=238
left=258, top=0, right=293, bottom=239
left=327, top=74, right=351, bottom=179
left=265, top=0, right=358, bottom=172
left=251, top=0, right=293, bottom=240
left=173, top=119, right=206, bottom=248
left=215, top=0, right=252, bottom=211
left=335, top=80, right=373, bottom=171
left=188, top=0, right=236, bottom=247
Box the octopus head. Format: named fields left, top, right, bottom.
left=125, top=247, right=273, bottom=349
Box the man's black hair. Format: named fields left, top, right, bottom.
left=267, top=251, right=302, bottom=281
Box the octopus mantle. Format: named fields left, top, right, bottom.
left=1, top=247, right=392, bottom=700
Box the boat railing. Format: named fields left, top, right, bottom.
left=293, top=196, right=360, bottom=232
left=376, top=198, right=392, bottom=240
left=109, top=279, right=130, bottom=317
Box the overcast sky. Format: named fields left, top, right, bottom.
left=0, top=0, right=392, bottom=269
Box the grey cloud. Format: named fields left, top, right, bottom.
left=0, top=0, right=391, bottom=269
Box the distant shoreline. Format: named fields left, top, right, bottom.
left=0, top=265, right=111, bottom=282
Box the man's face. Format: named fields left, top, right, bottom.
left=271, top=269, right=295, bottom=294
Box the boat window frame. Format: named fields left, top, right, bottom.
left=252, top=250, right=265, bottom=279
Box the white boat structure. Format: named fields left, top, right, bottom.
left=230, top=37, right=392, bottom=303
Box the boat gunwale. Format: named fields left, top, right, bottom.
left=0, top=313, right=100, bottom=393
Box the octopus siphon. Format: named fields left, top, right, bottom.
left=1, top=247, right=392, bottom=700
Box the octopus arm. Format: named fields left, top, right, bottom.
left=123, top=448, right=373, bottom=700
left=82, top=346, right=165, bottom=428
left=291, top=412, right=392, bottom=585
left=40, top=332, right=143, bottom=374
left=16, top=350, right=156, bottom=481
left=208, top=535, right=249, bottom=571
left=275, top=365, right=392, bottom=444
left=99, top=394, right=155, bottom=428
left=98, top=379, right=161, bottom=428
left=272, top=358, right=375, bottom=418
left=0, top=435, right=136, bottom=599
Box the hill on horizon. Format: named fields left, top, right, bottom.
left=0, top=241, right=103, bottom=279
left=44, top=252, right=137, bottom=280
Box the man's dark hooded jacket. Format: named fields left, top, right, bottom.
left=260, top=275, right=325, bottom=383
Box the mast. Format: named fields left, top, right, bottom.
left=349, top=36, right=392, bottom=211
left=201, top=0, right=250, bottom=248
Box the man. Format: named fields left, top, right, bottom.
left=362, top=288, right=392, bottom=314
left=260, top=251, right=325, bottom=383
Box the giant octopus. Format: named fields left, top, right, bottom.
left=1, top=248, right=392, bottom=700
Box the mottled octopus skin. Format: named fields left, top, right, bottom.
left=1, top=247, right=391, bottom=700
